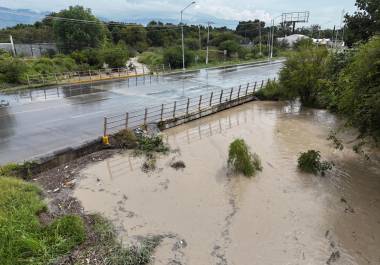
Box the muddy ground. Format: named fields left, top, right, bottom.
left=34, top=101, right=380, bottom=265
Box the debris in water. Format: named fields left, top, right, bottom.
left=326, top=251, right=340, bottom=264
left=170, top=160, right=186, bottom=170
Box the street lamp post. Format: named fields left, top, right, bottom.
left=180, top=1, right=196, bottom=71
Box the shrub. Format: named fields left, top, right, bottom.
left=163, top=47, right=194, bottom=69
left=255, top=80, right=283, bottom=100
left=227, top=139, right=262, bottom=177
left=219, top=40, right=240, bottom=57
left=297, top=150, right=333, bottom=176
left=138, top=135, right=169, bottom=153
left=112, top=129, right=138, bottom=149
left=0, top=58, right=28, bottom=84
left=100, top=45, right=129, bottom=68
left=138, top=51, right=164, bottom=66
left=0, top=162, right=37, bottom=180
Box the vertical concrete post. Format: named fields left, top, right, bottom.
left=103, top=117, right=107, bottom=137
left=220, top=89, right=224, bottom=103
left=186, top=98, right=190, bottom=116
left=144, top=108, right=148, bottom=126
left=229, top=87, right=233, bottom=101
left=160, top=104, right=164, bottom=121
left=209, top=92, right=213, bottom=106
left=125, top=112, right=129, bottom=129
left=198, top=95, right=203, bottom=111
left=173, top=101, right=177, bottom=118
left=237, top=85, right=241, bottom=99
left=254, top=81, right=257, bottom=92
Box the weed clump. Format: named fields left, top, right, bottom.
left=297, top=150, right=333, bottom=176
left=228, top=139, right=262, bottom=177
left=80, top=214, right=162, bottom=265
left=112, top=129, right=138, bottom=149
left=138, top=135, right=169, bottom=154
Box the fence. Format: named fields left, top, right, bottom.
left=103, top=77, right=276, bottom=136
left=26, top=64, right=169, bottom=87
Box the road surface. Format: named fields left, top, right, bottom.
left=0, top=60, right=283, bottom=164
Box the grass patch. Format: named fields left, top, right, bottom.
left=297, top=150, right=333, bottom=176
left=228, top=139, right=262, bottom=177
left=0, top=177, right=85, bottom=265
left=0, top=162, right=38, bottom=180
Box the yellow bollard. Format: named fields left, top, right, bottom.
left=102, top=135, right=109, bottom=145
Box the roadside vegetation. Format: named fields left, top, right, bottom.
left=297, top=150, right=333, bottom=176
left=228, top=139, right=262, bottom=177
left=0, top=176, right=85, bottom=265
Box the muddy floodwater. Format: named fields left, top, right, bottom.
left=74, top=101, right=380, bottom=265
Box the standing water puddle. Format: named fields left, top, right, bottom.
left=74, top=101, right=380, bottom=265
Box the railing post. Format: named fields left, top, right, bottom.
left=54, top=73, right=58, bottom=84
left=245, top=83, right=249, bottom=96
left=144, top=108, right=148, bottom=126
left=254, top=81, right=257, bottom=92
left=186, top=98, right=190, bottom=116
left=103, top=117, right=107, bottom=137
left=27, top=74, right=30, bottom=87
left=118, top=68, right=121, bottom=77
left=260, top=80, right=264, bottom=89
left=160, top=104, right=164, bottom=121
left=237, top=85, right=241, bottom=99
left=173, top=101, right=177, bottom=118
left=220, top=89, right=224, bottom=103
left=273, top=77, right=276, bottom=82
left=198, top=95, right=202, bottom=111
left=41, top=74, right=45, bottom=85
left=142, top=66, right=145, bottom=75
left=209, top=92, right=213, bottom=106
left=125, top=112, right=129, bottom=129
left=229, top=87, right=233, bottom=101
left=99, top=70, right=101, bottom=79
left=89, top=70, right=92, bottom=81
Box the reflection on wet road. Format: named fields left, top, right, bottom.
left=0, top=61, right=283, bottom=164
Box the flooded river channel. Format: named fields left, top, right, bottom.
left=74, top=101, right=380, bottom=265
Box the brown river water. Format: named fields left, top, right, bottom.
left=74, top=101, right=380, bottom=265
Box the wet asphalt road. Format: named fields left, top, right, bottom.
left=0, top=60, right=283, bottom=164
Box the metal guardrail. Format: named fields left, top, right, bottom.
left=103, top=77, right=276, bottom=136
left=26, top=64, right=169, bottom=87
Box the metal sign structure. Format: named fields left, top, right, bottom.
left=281, top=11, right=310, bottom=34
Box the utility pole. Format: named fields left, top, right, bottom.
left=198, top=25, right=201, bottom=50
left=9, top=35, right=16, bottom=57
left=206, top=21, right=214, bottom=65
left=180, top=1, right=196, bottom=71
left=270, top=19, right=275, bottom=60
left=259, top=22, right=262, bottom=56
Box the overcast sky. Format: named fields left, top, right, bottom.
left=0, top=0, right=357, bottom=28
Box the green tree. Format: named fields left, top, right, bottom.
left=120, top=25, right=148, bottom=52
left=344, top=0, right=380, bottom=46
left=219, top=40, right=240, bottom=57
left=100, top=44, right=129, bottom=68
left=53, top=6, right=107, bottom=53
left=336, top=36, right=380, bottom=139
left=279, top=46, right=329, bottom=106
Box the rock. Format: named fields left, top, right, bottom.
left=53, top=188, right=60, bottom=193
left=63, top=179, right=76, bottom=189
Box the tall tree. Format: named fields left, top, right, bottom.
left=53, top=6, right=107, bottom=53
left=344, top=0, right=380, bottom=46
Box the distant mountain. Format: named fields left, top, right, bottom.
left=0, top=7, right=48, bottom=28
left=0, top=6, right=238, bottom=30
